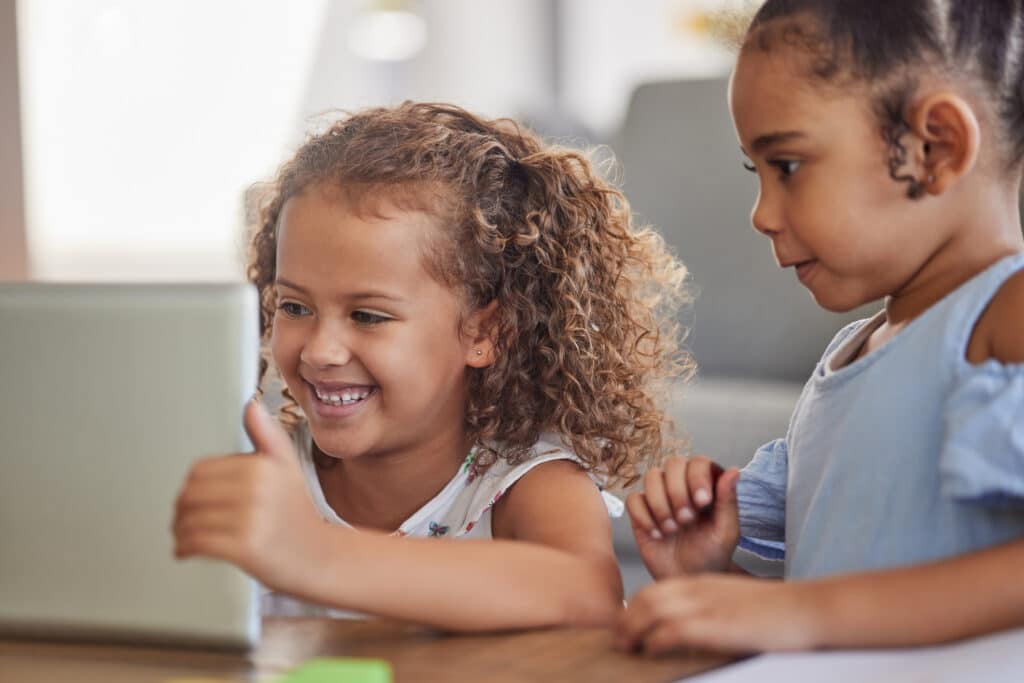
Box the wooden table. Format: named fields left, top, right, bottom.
left=0, top=617, right=737, bottom=682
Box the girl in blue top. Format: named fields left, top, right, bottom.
left=619, top=0, right=1024, bottom=654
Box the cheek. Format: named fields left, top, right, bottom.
left=269, top=320, right=301, bottom=375
left=377, top=325, right=467, bottom=391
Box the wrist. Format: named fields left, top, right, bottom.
left=708, top=543, right=739, bottom=573
left=790, top=579, right=839, bottom=650
left=286, top=517, right=350, bottom=597
left=681, top=548, right=737, bottom=575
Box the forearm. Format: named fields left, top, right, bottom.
left=802, top=539, right=1024, bottom=648
left=286, top=526, right=623, bottom=631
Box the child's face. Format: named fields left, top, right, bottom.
left=271, top=187, right=478, bottom=461
left=729, top=46, right=942, bottom=312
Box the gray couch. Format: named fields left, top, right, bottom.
left=608, top=78, right=876, bottom=590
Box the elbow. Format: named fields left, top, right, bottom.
left=557, top=560, right=623, bottom=627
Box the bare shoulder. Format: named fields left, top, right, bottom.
left=490, top=459, right=613, bottom=549
left=971, top=268, right=1024, bottom=364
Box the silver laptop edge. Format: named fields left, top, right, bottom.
left=0, top=283, right=261, bottom=649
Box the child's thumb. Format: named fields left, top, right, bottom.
left=714, top=467, right=741, bottom=520
left=242, top=399, right=293, bottom=460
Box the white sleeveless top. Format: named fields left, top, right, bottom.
left=262, top=425, right=623, bottom=616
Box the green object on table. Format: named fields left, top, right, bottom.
left=281, top=658, right=392, bottom=683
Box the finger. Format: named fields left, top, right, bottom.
left=175, top=479, right=243, bottom=513
left=685, top=456, right=719, bottom=511
left=174, top=529, right=243, bottom=563
left=173, top=506, right=240, bottom=540
left=243, top=399, right=294, bottom=461
left=617, top=579, right=693, bottom=646
left=713, top=468, right=741, bottom=533
left=643, top=614, right=754, bottom=656
left=663, top=456, right=694, bottom=524
left=625, top=491, right=661, bottom=540
left=185, top=454, right=250, bottom=484
left=643, top=468, right=679, bottom=536
left=615, top=588, right=660, bottom=651
left=642, top=618, right=702, bottom=655
left=715, top=467, right=740, bottom=504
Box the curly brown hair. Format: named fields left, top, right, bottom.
left=247, top=102, right=692, bottom=487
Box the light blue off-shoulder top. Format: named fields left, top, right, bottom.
left=737, top=252, right=1024, bottom=579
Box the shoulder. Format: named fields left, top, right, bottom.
left=490, top=457, right=611, bottom=544
left=970, top=268, right=1024, bottom=364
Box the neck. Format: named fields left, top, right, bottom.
left=315, top=429, right=472, bottom=532
left=884, top=186, right=1023, bottom=325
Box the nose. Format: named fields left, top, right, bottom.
left=751, top=186, right=784, bottom=237
left=300, top=320, right=352, bottom=369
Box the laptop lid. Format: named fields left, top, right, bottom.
left=0, top=283, right=261, bottom=649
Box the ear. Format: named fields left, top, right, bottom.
left=463, top=299, right=499, bottom=368
left=907, top=90, right=981, bottom=196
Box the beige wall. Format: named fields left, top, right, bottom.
left=0, top=0, right=28, bottom=280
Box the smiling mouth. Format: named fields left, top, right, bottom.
left=307, top=381, right=377, bottom=408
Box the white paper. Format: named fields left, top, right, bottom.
left=685, top=627, right=1024, bottom=683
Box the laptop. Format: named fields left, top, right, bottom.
left=0, top=283, right=261, bottom=649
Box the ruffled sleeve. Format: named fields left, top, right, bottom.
left=941, top=361, right=1024, bottom=505
left=736, top=438, right=788, bottom=560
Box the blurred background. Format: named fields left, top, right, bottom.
left=1, top=0, right=748, bottom=282
left=2, top=0, right=768, bottom=594
left=10, top=1, right=1019, bottom=593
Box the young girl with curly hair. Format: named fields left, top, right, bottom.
left=172, top=102, right=690, bottom=630
left=619, top=0, right=1024, bottom=655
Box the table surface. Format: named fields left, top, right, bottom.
left=0, top=617, right=737, bottom=683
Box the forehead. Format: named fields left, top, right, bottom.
left=275, top=186, right=442, bottom=292
left=728, top=45, right=873, bottom=147
left=729, top=47, right=814, bottom=134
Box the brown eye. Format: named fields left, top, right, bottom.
left=771, top=159, right=801, bottom=178
left=352, top=310, right=390, bottom=325
left=278, top=301, right=310, bottom=318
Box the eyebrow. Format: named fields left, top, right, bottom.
left=274, top=278, right=406, bottom=303
left=746, top=131, right=807, bottom=154
left=274, top=278, right=308, bottom=294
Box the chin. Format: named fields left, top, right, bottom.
left=810, top=290, right=871, bottom=314
left=306, top=420, right=358, bottom=448
left=309, top=431, right=364, bottom=461
left=817, top=300, right=860, bottom=313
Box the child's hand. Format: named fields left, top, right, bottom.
left=616, top=575, right=819, bottom=654
left=625, top=456, right=740, bottom=579
left=173, top=401, right=329, bottom=592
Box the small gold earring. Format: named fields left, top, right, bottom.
left=475, top=349, right=483, bottom=356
